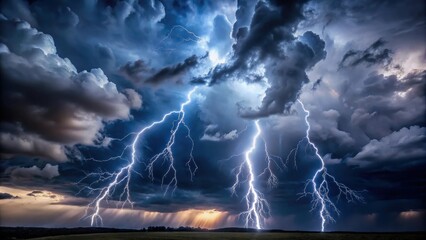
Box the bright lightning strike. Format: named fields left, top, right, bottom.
left=259, top=136, right=283, bottom=189
left=160, top=25, right=203, bottom=44
left=297, top=100, right=363, bottom=232
left=231, top=120, right=278, bottom=229
left=158, top=25, right=207, bottom=54
left=83, top=87, right=198, bottom=226
left=146, top=88, right=198, bottom=195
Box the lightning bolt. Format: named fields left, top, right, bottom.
left=82, top=87, right=198, bottom=226
left=259, top=135, right=283, bottom=189
left=158, top=25, right=207, bottom=55
left=160, top=25, right=203, bottom=44
left=145, top=88, right=198, bottom=194
left=230, top=120, right=281, bottom=229
left=297, top=100, right=363, bottom=232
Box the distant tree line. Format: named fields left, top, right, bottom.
left=142, top=226, right=208, bottom=232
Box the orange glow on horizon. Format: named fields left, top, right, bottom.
left=0, top=186, right=236, bottom=229
left=400, top=210, right=421, bottom=219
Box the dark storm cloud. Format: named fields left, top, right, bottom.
left=299, top=69, right=426, bottom=162
left=132, top=189, right=234, bottom=213
left=0, top=192, right=19, bottom=199
left=144, top=55, right=201, bottom=84
left=231, top=0, right=257, bottom=38
left=27, top=190, right=43, bottom=197
left=120, top=54, right=202, bottom=85
left=0, top=0, right=170, bottom=73
left=344, top=70, right=425, bottom=140
left=242, top=30, right=326, bottom=118
left=209, top=0, right=326, bottom=118
left=119, top=59, right=153, bottom=83
left=210, top=0, right=306, bottom=84
left=303, top=0, right=426, bottom=34
left=0, top=0, right=35, bottom=26
left=350, top=125, right=425, bottom=170
left=0, top=18, right=142, bottom=161
left=311, top=78, right=321, bottom=90
left=190, top=76, right=210, bottom=85
left=264, top=0, right=426, bottom=231
left=339, top=39, right=393, bottom=69
left=26, top=190, right=58, bottom=199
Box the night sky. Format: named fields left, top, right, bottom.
left=0, top=0, right=425, bottom=232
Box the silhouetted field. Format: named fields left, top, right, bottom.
left=1, top=227, right=424, bottom=240
left=31, top=232, right=425, bottom=240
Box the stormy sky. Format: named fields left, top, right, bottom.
left=0, top=0, right=425, bottom=232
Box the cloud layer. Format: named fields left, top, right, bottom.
left=0, top=17, right=141, bottom=161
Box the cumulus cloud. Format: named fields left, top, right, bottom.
left=350, top=126, right=426, bottom=169
left=0, top=18, right=142, bottom=161
left=295, top=19, right=425, bottom=157
left=0, top=133, right=68, bottom=162
left=123, top=89, right=143, bottom=109
left=0, top=0, right=217, bottom=74
left=10, top=164, right=60, bottom=180
left=309, top=108, right=355, bottom=148
left=200, top=124, right=239, bottom=142
left=346, top=70, right=425, bottom=140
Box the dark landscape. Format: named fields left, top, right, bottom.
left=1, top=227, right=425, bottom=240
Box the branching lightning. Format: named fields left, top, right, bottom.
left=160, top=25, right=203, bottom=44
left=82, top=87, right=198, bottom=226
left=259, top=136, right=283, bottom=189
left=158, top=25, right=207, bottom=55
left=146, top=88, right=198, bottom=194
left=297, top=100, right=363, bottom=232
left=230, top=120, right=282, bottom=229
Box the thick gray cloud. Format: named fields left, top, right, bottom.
left=231, top=0, right=257, bottom=38
left=0, top=0, right=173, bottom=76
left=339, top=39, right=393, bottom=69
left=9, top=164, right=59, bottom=180
left=294, top=0, right=426, bottom=158
left=209, top=1, right=326, bottom=118
left=120, top=55, right=202, bottom=85
left=350, top=126, right=425, bottom=169
left=119, top=59, right=154, bottom=84
left=200, top=124, right=239, bottom=142
left=346, top=70, right=425, bottom=140
left=260, top=0, right=426, bottom=231
left=243, top=31, right=326, bottom=118
left=0, top=18, right=142, bottom=161
left=0, top=133, right=68, bottom=161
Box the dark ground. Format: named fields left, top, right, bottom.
left=0, top=227, right=137, bottom=240
left=32, top=232, right=426, bottom=240
left=1, top=227, right=425, bottom=240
